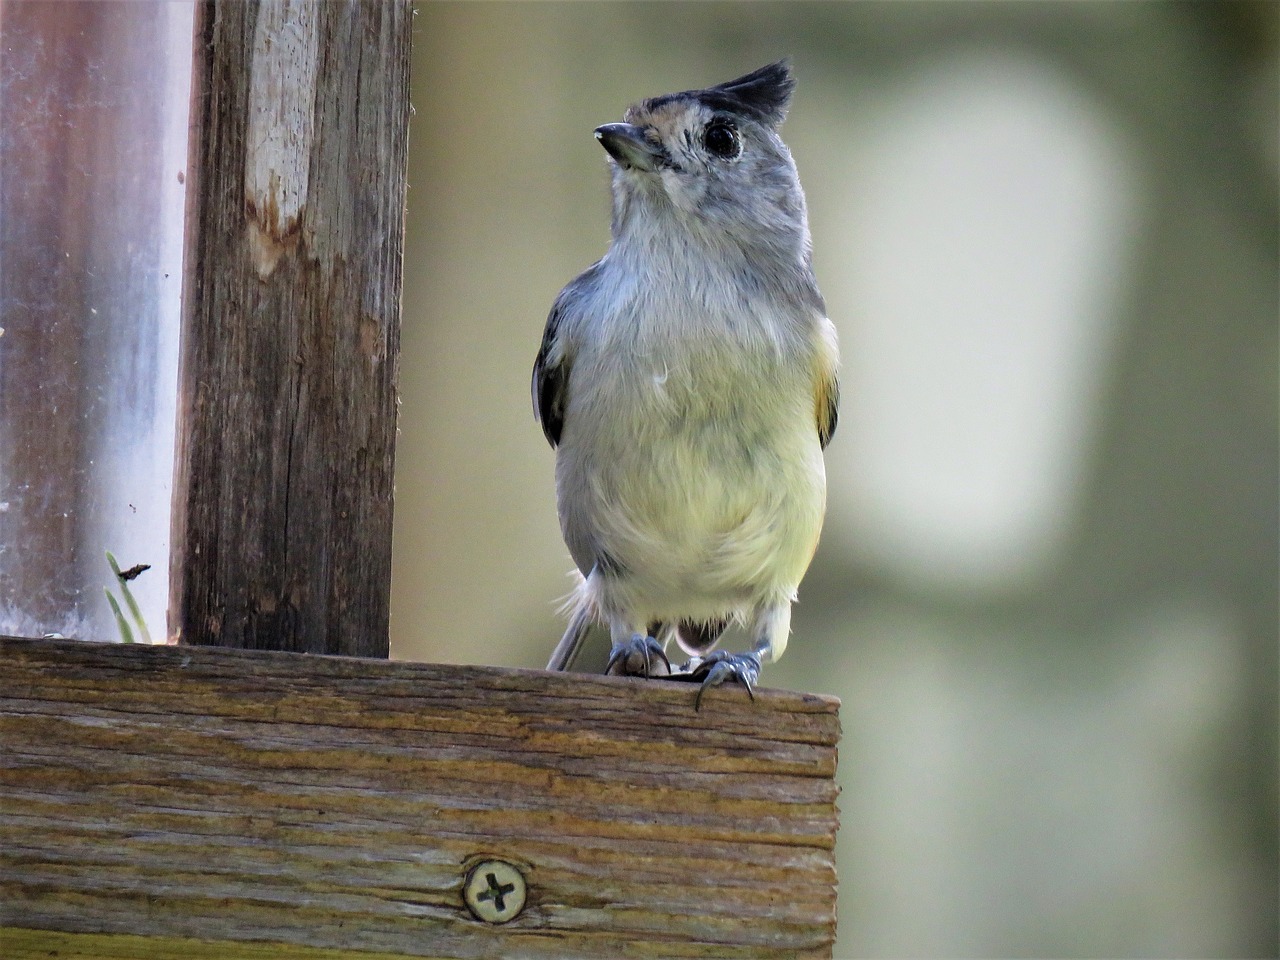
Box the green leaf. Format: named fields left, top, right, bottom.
left=106, top=550, right=152, bottom=644
left=119, top=579, right=152, bottom=646
left=105, top=588, right=135, bottom=644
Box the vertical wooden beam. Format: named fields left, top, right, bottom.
left=172, top=0, right=411, bottom=655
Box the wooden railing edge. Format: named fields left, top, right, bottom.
left=0, top=635, right=841, bottom=959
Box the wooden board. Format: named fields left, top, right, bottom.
left=0, top=636, right=840, bottom=958
left=171, top=0, right=410, bottom=655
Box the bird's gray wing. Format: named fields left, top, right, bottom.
left=532, top=300, right=571, bottom=449
left=533, top=262, right=605, bottom=448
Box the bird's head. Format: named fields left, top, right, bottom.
left=595, top=60, right=809, bottom=255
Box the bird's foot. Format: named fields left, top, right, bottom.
left=605, top=633, right=672, bottom=678
left=687, top=650, right=762, bottom=711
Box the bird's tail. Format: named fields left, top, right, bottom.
left=546, top=598, right=593, bottom=672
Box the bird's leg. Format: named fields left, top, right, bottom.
left=604, top=615, right=671, bottom=678
left=691, top=602, right=790, bottom=710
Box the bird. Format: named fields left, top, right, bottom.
left=532, top=60, right=838, bottom=708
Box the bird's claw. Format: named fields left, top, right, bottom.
left=690, top=651, right=761, bottom=711
left=605, top=633, right=672, bottom=678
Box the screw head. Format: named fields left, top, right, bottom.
left=463, top=859, right=526, bottom=923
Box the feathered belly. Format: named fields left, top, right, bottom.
left=557, top=371, right=826, bottom=619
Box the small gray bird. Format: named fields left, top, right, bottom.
left=533, top=61, right=839, bottom=708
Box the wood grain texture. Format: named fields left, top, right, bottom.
left=0, top=636, right=840, bottom=958
left=2, top=927, right=433, bottom=960
left=171, top=0, right=410, bottom=655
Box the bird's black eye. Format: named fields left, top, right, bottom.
left=703, top=120, right=741, bottom=160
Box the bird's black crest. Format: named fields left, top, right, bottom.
left=644, top=59, right=795, bottom=128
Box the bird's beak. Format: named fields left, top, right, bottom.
left=594, top=123, right=665, bottom=172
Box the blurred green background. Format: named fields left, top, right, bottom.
left=389, top=3, right=1278, bottom=956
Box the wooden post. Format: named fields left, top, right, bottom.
left=171, top=0, right=410, bottom=655
left=0, top=636, right=841, bottom=958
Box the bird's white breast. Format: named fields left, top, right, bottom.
left=555, top=249, right=826, bottom=622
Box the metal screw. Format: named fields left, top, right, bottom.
left=463, top=859, right=526, bottom=923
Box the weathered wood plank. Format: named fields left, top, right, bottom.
left=0, top=636, right=840, bottom=957
left=2, top=927, right=431, bottom=960
left=171, top=0, right=410, bottom=655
